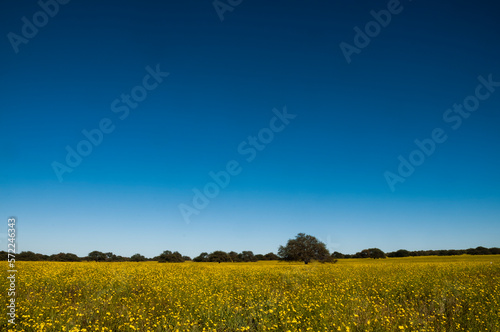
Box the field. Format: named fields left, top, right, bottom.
left=2, top=256, right=500, bottom=332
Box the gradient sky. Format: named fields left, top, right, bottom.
left=1, top=0, right=499, bottom=258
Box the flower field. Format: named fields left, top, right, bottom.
left=2, top=255, right=500, bottom=331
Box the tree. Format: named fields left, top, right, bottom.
left=113, top=255, right=129, bottom=262
left=193, top=252, right=208, bottom=262
left=157, top=250, right=184, bottom=262
left=17, top=251, right=48, bottom=261
left=332, top=251, right=345, bottom=259
left=208, top=251, right=231, bottom=263
left=489, top=247, right=500, bottom=255
left=392, top=249, right=410, bottom=257
left=474, top=246, right=491, bottom=255
left=278, top=233, right=330, bottom=264
left=131, top=253, right=146, bottom=262
left=368, top=248, right=386, bottom=259
left=264, top=252, right=279, bottom=260
left=354, top=249, right=369, bottom=258
left=88, top=251, right=107, bottom=262
left=355, top=248, right=386, bottom=259
left=239, top=251, right=257, bottom=262
left=50, top=253, right=81, bottom=262
left=228, top=251, right=240, bottom=262
left=64, top=253, right=81, bottom=261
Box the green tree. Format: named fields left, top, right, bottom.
left=332, top=251, right=345, bottom=259
left=105, top=252, right=118, bottom=261
left=208, top=250, right=230, bottom=263
left=131, top=253, right=146, bottom=262
left=17, top=251, right=48, bottom=261
left=193, top=252, right=208, bottom=262
left=158, top=250, right=184, bottom=262
left=368, top=248, right=386, bottom=259
left=239, top=251, right=257, bottom=262
left=88, top=251, right=106, bottom=262
left=50, top=253, right=81, bottom=261
left=474, top=246, right=491, bottom=255
left=356, top=248, right=386, bottom=259
left=228, top=251, right=240, bottom=262
left=490, top=247, right=500, bottom=255
left=278, top=233, right=330, bottom=264
left=264, top=252, right=279, bottom=260
left=393, top=249, right=410, bottom=257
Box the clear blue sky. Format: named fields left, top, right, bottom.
left=1, top=0, right=499, bottom=258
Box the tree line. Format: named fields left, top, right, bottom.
left=331, top=246, right=500, bottom=259
left=0, top=249, right=279, bottom=262
left=1, top=233, right=498, bottom=263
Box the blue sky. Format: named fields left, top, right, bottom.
left=1, top=0, right=499, bottom=258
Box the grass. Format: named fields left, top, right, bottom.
left=2, top=255, right=499, bottom=331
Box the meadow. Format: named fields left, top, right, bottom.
left=2, top=255, right=499, bottom=332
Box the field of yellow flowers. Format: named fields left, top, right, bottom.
left=2, top=255, right=499, bottom=332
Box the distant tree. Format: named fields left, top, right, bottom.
left=16, top=251, right=31, bottom=261
left=208, top=251, right=230, bottom=263
left=354, top=249, right=369, bottom=258
left=49, top=253, right=63, bottom=261
left=356, top=248, right=386, bottom=259
left=17, top=251, right=49, bottom=261
left=437, top=249, right=451, bottom=256
left=489, top=247, right=500, bottom=255
left=332, top=251, right=345, bottom=259
left=182, top=255, right=192, bottom=261
left=228, top=251, right=240, bottom=262
left=50, top=253, right=81, bottom=262
left=157, top=250, right=184, bottom=263
left=475, top=246, right=491, bottom=255
left=65, top=253, right=81, bottom=261
left=448, top=249, right=466, bottom=256
left=369, top=248, right=386, bottom=259
left=131, top=253, right=146, bottom=262
left=104, top=252, right=119, bottom=261
left=466, top=248, right=477, bottom=255
left=264, top=252, right=279, bottom=260
left=278, top=233, right=330, bottom=264
left=409, top=250, right=422, bottom=257
left=239, top=251, right=257, bottom=262
left=88, top=251, right=107, bottom=262
left=393, top=249, right=410, bottom=258
left=255, top=254, right=265, bottom=260
left=193, top=252, right=209, bottom=262
left=172, top=251, right=185, bottom=262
